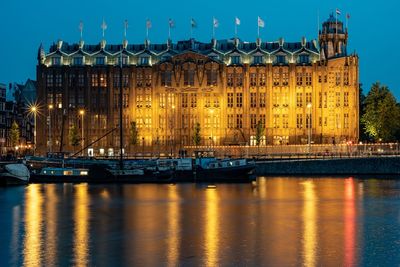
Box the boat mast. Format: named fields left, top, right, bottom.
left=119, top=48, right=124, bottom=170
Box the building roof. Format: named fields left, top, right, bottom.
left=45, top=37, right=320, bottom=58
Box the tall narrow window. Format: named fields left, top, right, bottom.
left=227, top=93, right=234, bottom=108
left=236, top=93, right=243, bottom=108
left=184, top=70, right=195, bottom=86
left=250, top=92, right=257, bottom=108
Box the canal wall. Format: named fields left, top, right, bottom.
left=256, top=156, right=400, bottom=176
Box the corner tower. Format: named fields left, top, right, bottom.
left=319, top=14, right=348, bottom=59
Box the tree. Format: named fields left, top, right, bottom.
left=68, top=124, right=80, bottom=152
left=358, top=83, right=369, bottom=141
left=361, top=82, right=400, bottom=142
left=255, top=120, right=265, bottom=146
left=129, top=121, right=139, bottom=146
left=10, top=121, right=20, bottom=149
left=193, top=122, right=201, bottom=146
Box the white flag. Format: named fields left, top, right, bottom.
left=191, top=18, right=197, bottom=28
left=336, top=8, right=341, bottom=15
left=213, top=17, right=219, bottom=28
left=169, top=18, right=175, bottom=28
left=258, top=16, right=265, bottom=28
left=146, top=19, right=152, bottom=29
left=235, top=17, right=241, bottom=26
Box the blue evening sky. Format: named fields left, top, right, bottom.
left=0, top=0, right=399, bottom=98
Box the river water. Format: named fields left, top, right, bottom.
left=1, top=177, right=400, bottom=266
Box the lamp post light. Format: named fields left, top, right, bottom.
left=171, top=104, right=175, bottom=157
left=307, top=102, right=312, bottom=153
left=79, top=109, right=85, bottom=156
left=30, top=105, right=38, bottom=155
left=210, top=109, right=214, bottom=147
left=48, top=104, right=54, bottom=153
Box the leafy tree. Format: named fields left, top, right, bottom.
left=361, top=82, right=400, bottom=142
left=255, top=120, right=265, bottom=146
left=358, top=83, right=369, bottom=141
left=193, top=122, right=201, bottom=146
left=129, top=121, right=139, bottom=146
left=68, top=124, right=80, bottom=151
left=10, top=121, right=20, bottom=148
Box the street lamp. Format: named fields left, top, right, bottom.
left=171, top=104, right=175, bottom=157
left=48, top=104, right=54, bottom=153
left=79, top=109, right=85, bottom=156
left=307, top=102, right=312, bottom=153
left=29, top=105, right=38, bottom=155
left=210, top=109, right=214, bottom=147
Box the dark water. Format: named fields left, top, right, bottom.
left=1, top=177, right=400, bottom=267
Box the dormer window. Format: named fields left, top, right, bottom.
left=230, top=55, right=241, bottom=65
left=73, top=57, right=83, bottom=66
left=52, top=57, right=61, bottom=66
left=298, top=55, right=310, bottom=64
left=161, top=55, right=171, bottom=62
left=95, top=57, right=105, bottom=65
left=275, top=55, right=286, bottom=64
left=139, top=56, right=150, bottom=65
left=117, top=56, right=128, bottom=66
left=209, top=55, right=219, bottom=61
left=253, top=55, right=264, bottom=64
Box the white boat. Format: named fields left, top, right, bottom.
left=0, top=163, right=30, bottom=185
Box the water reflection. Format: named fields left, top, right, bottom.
left=344, top=178, right=356, bottom=267
left=73, top=184, right=90, bottom=267
left=4, top=178, right=400, bottom=266
left=23, top=184, right=43, bottom=267
left=204, top=187, right=219, bottom=267
left=44, top=184, right=58, bottom=266
left=302, top=180, right=317, bottom=267
left=166, top=185, right=180, bottom=267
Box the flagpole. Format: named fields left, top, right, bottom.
left=335, top=10, right=338, bottom=37
left=212, top=17, right=215, bottom=39
left=190, top=18, right=193, bottom=39
left=317, top=10, right=320, bottom=35
left=235, top=19, right=237, bottom=38
left=257, top=17, right=260, bottom=39
left=169, top=24, right=171, bottom=40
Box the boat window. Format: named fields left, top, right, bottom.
left=80, top=171, right=88, bottom=176
left=235, top=161, right=240, bottom=166
left=64, top=170, right=73, bottom=175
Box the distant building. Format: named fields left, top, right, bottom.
left=4, top=80, right=36, bottom=154
left=0, top=83, right=6, bottom=153
left=36, top=14, right=359, bottom=156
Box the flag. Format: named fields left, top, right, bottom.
left=336, top=8, right=341, bottom=15
left=213, top=17, right=219, bottom=28
left=169, top=18, right=175, bottom=28
left=101, top=19, right=107, bottom=30
left=346, top=13, right=350, bottom=19
left=235, top=17, right=241, bottom=25
left=258, top=16, right=265, bottom=28
left=146, top=19, right=152, bottom=29
left=191, top=18, right=197, bottom=28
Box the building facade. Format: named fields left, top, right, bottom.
left=36, top=15, right=359, bottom=156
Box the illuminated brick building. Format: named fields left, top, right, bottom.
left=36, top=15, right=358, bottom=156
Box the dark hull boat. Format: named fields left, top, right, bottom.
left=0, top=163, right=30, bottom=185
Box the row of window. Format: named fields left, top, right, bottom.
left=46, top=71, right=351, bottom=88
left=50, top=54, right=311, bottom=67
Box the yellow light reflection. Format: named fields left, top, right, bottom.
left=23, top=184, right=44, bottom=267
left=204, top=188, right=219, bottom=267
left=45, top=184, right=58, bottom=266
left=302, top=180, right=317, bottom=267
left=344, top=178, right=356, bottom=267
left=167, top=185, right=180, bottom=267
left=73, top=184, right=90, bottom=267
